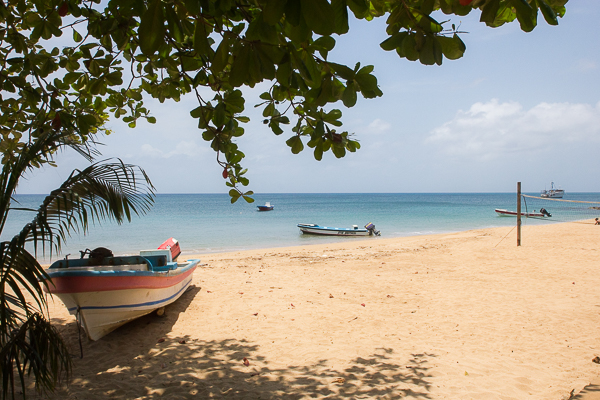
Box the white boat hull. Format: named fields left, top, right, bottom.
left=298, top=224, right=372, bottom=236
left=46, top=254, right=200, bottom=340
left=54, top=274, right=194, bottom=340
left=495, top=209, right=546, bottom=218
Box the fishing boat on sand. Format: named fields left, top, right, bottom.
left=44, top=238, right=200, bottom=340
left=495, top=208, right=551, bottom=218
left=257, top=202, right=274, bottom=211
left=297, top=222, right=381, bottom=236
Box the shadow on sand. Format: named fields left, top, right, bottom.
left=32, top=286, right=435, bottom=399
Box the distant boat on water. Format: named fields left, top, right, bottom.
left=297, top=222, right=380, bottom=236
left=495, top=208, right=551, bottom=218
left=541, top=182, right=564, bottom=198
left=257, top=202, right=274, bottom=211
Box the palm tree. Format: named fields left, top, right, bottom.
left=0, top=127, right=155, bottom=398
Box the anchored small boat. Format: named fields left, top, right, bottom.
left=44, top=240, right=200, bottom=340
left=297, top=222, right=380, bottom=236
left=257, top=202, right=274, bottom=211
left=495, top=208, right=551, bottom=218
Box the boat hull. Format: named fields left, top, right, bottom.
left=494, top=209, right=545, bottom=218
left=297, top=224, right=372, bottom=236
left=257, top=206, right=274, bottom=211
left=540, top=191, right=564, bottom=198
left=46, top=258, right=199, bottom=340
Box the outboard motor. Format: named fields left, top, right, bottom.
left=364, top=222, right=381, bottom=236
left=540, top=208, right=552, bottom=217
left=79, top=247, right=114, bottom=263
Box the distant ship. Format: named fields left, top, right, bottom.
left=540, top=182, right=564, bottom=198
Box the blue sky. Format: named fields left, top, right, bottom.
left=17, top=1, right=600, bottom=195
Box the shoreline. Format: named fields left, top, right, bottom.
left=37, top=222, right=600, bottom=399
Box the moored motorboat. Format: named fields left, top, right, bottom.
left=44, top=241, right=200, bottom=340
left=495, top=208, right=551, bottom=218
left=257, top=202, right=274, bottom=211
left=297, top=222, right=380, bottom=236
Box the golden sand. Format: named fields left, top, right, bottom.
left=37, top=221, right=600, bottom=399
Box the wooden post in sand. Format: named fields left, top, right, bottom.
left=517, top=182, right=521, bottom=246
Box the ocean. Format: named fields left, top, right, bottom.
left=3, top=192, right=600, bottom=263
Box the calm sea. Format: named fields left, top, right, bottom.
left=3, top=192, right=600, bottom=263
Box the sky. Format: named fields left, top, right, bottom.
left=16, top=1, right=600, bottom=195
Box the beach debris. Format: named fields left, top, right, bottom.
left=332, top=378, right=345, bottom=384
left=361, top=303, right=365, bottom=307
left=593, top=356, right=600, bottom=364
left=329, top=294, right=334, bottom=298
left=157, top=338, right=165, bottom=343
left=206, top=290, right=212, bottom=293
left=464, top=371, right=469, bottom=376
left=253, top=313, right=258, bottom=316
left=291, top=303, right=295, bottom=307
left=387, top=295, right=394, bottom=298
left=178, top=339, right=186, bottom=344
left=348, top=317, right=358, bottom=322
left=243, top=357, right=250, bottom=366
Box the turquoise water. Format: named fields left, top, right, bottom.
left=3, top=192, right=600, bottom=263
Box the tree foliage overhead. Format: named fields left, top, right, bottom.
left=0, top=0, right=569, bottom=202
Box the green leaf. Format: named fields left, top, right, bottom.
left=194, top=19, right=213, bottom=57
left=229, top=45, right=251, bottom=87
left=401, top=34, right=419, bottom=61
left=331, top=143, right=346, bottom=158
left=139, top=0, right=166, bottom=56
left=438, top=34, right=466, bottom=60
left=214, top=102, right=226, bottom=126
left=313, top=36, right=336, bottom=52
left=480, top=0, right=500, bottom=25
left=165, top=4, right=184, bottom=42
left=314, top=142, right=323, bottom=160
left=229, top=189, right=241, bottom=203
left=537, top=0, right=558, bottom=25
left=212, top=34, right=231, bottom=73
left=380, top=32, right=408, bottom=51
left=510, top=0, right=536, bottom=32
left=263, top=0, right=288, bottom=24
left=286, top=135, right=304, bottom=154
left=330, top=62, right=355, bottom=80
left=302, top=0, right=335, bottom=36
left=332, top=0, right=349, bottom=34
left=420, top=0, right=435, bottom=15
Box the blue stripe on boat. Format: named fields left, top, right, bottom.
left=66, top=279, right=191, bottom=312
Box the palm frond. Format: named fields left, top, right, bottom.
left=12, top=159, right=155, bottom=257
left=0, top=242, right=50, bottom=332
left=0, top=313, right=71, bottom=400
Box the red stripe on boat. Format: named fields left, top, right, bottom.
left=47, top=267, right=196, bottom=294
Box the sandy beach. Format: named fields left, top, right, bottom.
left=34, top=221, right=600, bottom=399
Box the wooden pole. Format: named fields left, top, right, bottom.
left=517, top=182, right=521, bottom=246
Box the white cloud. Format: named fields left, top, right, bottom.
left=140, top=141, right=208, bottom=158
left=426, top=99, right=600, bottom=161
left=367, top=118, right=392, bottom=133
left=576, top=59, right=597, bottom=71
